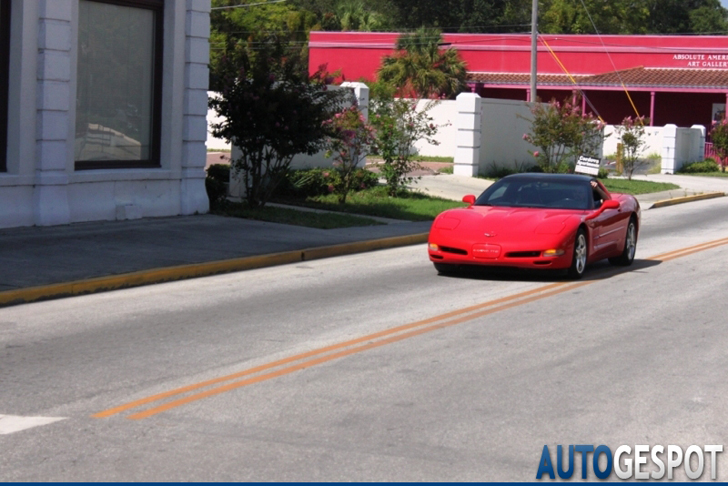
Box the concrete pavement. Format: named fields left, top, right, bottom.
left=0, top=172, right=725, bottom=306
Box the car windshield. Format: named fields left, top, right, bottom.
left=475, top=178, right=592, bottom=210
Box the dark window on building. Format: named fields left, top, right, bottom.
left=75, top=0, right=163, bottom=170
left=0, top=0, right=11, bottom=172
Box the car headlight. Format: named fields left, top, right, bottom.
left=435, top=216, right=461, bottom=230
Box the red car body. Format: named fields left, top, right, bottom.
left=428, top=174, right=641, bottom=278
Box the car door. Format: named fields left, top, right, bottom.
left=590, top=197, right=629, bottom=257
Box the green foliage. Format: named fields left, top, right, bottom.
left=275, top=167, right=378, bottom=199
left=677, top=159, right=721, bottom=173
left=205, top=164, right=231, bottom=210
left=523, top=92, right=607, bottom=173
left=209, top=37, right=352, bottom=207
left=323, top=105, right=377, bottom=203
left=299, top=185, right=466, bottom=221
left=209, top=1, right=317, bottom=91
left=602, top=179, right=679, bottom=195
left=369, top=96, right=440, bottom=196
left=540, top=0, right=649, bottom=34
left=206, top=163, right=231, bottom=182
left=616, top=116, right=648, bottom=180
left=710, top=117, right=728, bottom=172
left=376, top=28, right=467, bottom=99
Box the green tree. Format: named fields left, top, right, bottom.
left=369, top=92, right=440, bottom=196
left=209, top=38, right=353, bottom=207
left=524, top=93, right=606, bottom=173
left=336, top=0, right=388, bottom=31
left=540, top=0, right=649, bottom=34
left=615, top=116, right=648, bottom=180
left=376, top=28, right=467, bottom=99
left=209, top=0, right=318, bottom=91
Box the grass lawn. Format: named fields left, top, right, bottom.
left=601, top=179, right=679, bottom=195
left=274, top=186, right=466, bottom=221
left=213, top=202, right=385, bottom=229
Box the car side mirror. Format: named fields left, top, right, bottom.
left=462, top=195, right=476, bottom=205
left=585, top=199, right=619, bottom=220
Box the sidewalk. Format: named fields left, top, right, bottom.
left=0, top=173, right=725, bottom=306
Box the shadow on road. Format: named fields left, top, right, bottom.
left=434, top=258, right=662, bottom=283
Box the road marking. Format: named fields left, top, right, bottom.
left=0, top=414, right=66, bottom=435
left=93, top=236, right=728, bottom=420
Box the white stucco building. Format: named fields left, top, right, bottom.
left=0, top=0, right=210, bottom=229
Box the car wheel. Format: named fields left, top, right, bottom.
left=434, top=263, right=458, bottom=275
left=567, top=228, right=588, bottom=279
left=609, top=217, right=637, bottom=266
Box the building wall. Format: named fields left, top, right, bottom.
left=0, top=0, right=211, bottom=229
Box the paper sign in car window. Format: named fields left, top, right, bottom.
left=575, top=155, right=600, bottom=176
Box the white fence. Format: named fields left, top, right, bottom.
left=454, top=94, right=538, bottom=176
left=603, top=125, right=664, bottom=158
left=209, top=89, right=708, bottom=180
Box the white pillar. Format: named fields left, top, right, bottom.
left=33, top=0, right=72, bottom=226
left=454, top=92, right=481, bottom=177
left=341, top=81, right=369, bottom=121
left=691, top=124, right=706, bottom=163
left=661, top=124, right=677, bottom=174
left=180, top=0, right=212, bottom=215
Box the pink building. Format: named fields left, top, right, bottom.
left=309, top=32, right=728, bottom=128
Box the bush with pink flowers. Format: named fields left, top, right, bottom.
left=523, top=92, right=606, bottom=173
left=324, top=105, right=377, bottom=203
left=710, top=117, right=728, bottom=172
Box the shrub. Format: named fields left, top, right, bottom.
left=710, top=117, right=728, bottom=172
left=274, top=168, right=378, bottom=199
left=523, top=92, right=606, bottom=173
left=323, top=105, right=376, bottom=204
left=677, top=159, right=720, bottom=173
left=369, top=96, right=440, bottom=196
left=205, top=164, right=231, bottom=210
left=209, top=38, right=352, bottom=207
left=615, top=116, right=649, bottom=180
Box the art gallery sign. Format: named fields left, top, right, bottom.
left=673, top=53, right=728, bottom=68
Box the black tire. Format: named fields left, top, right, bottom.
left=567, top=228, right=588, bottom=279
left=434, top=263, right=458, bottom=275
left=609, top=217, right=637, bottom=266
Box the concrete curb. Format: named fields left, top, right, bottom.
left=0, top=233, right=430, bottom=308
left=650, top=192, right=725, bottom=209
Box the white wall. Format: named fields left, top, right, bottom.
left=0, top=0, right=211, bottom=229
left=603, top=125, right=664, bottom=157
left=412, top=99, right=457, bottom=158
left=206, top=91, right=230, bottom=151
left=479, top=98, right=538, bottom=175
left=661, top=124, right=705, bottom=173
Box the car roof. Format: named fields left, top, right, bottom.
left=499, top=173, right=595, bottom=183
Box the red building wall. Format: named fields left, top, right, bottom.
left=309, top=32, right=728, bottom=127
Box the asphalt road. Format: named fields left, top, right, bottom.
left=2, top=197, right=728, bottom=481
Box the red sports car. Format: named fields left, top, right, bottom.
left=428, top=173, right=640, bottom=278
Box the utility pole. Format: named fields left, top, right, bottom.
left=530, top=0, right=538, bottom=103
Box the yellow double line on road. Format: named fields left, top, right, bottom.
left=93, top=236, right=728, bottom=420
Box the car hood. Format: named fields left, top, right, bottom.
left=433, top=206, right=585, bottom=238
